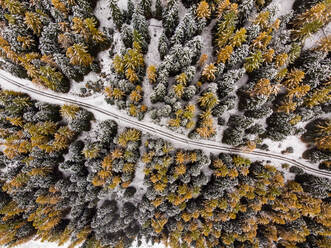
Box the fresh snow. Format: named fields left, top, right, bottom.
left=304, top=22, right=331, bottom=50
left=272, top=0, right=295, bottom=18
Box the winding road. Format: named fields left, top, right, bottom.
left=1, top=71, right=330, bottom=179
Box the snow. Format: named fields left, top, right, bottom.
left=15, top=241, right=70, bottom=248
left=272, top=0, right=295, bottom=18
left=94, top=0, right=113, bottom=29
left=143, top=18, right=163, bottom=108
left=200, top=19, right=217, bottom=65
left=262, top=136, right=307, bottom=159
left=304, top=22, right=331, bottom=50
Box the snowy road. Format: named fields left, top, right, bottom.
left=1, top=72, right=330, bottom=179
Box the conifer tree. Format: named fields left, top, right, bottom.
left=155, top=0, right=163, bottom=20
left=24, top=11, right=42, bottom=36
left=196, top=1, right=211, bottom=19
left=109, top=0, right=124, bottom=30
left=139, top=0, right=152, bottom=19
left=66, top=43, right=93, bottom=66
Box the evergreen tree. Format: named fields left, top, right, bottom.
left=109, top=0, right=124, bottom=30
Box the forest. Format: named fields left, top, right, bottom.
left=0, top=88, right=330, bottom=248
left=0, top=0, right=330, bottom=248
left=0, top=0, right=330, bottom=170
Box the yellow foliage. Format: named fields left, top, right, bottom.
left=198, top=54, right=208, bottom=67
left=82, top=145, right=100, bottom=159
left=263, top=48, right=275, bottom=63
left=283, top=69, right=305, bottom=89
left=17, top=35, right=35, bottom=49
left=173, top=83, right=185, bottom=98
left=250, top=78, right=279, bottom=97
left=316, top=35, right=331, bottom=53
left=198, top=92, right=219, bottom=109
left=217, top=0, right=230, bottom=17
left=275, top=53, right=288, bottom=68
left=113, top=55, right=125, bottom=73
left=202, top=63, right=217, bottom=81
left=126, top=68, right=139, bottom=83
left=175, top=73, right=188, bottom=85
left=254, top=11, right=270, bottom=29
left=196, top=125, right=216, bottom=139
left=147, top=65, right=157, bottom=83
left=60, top=104, right=80, bottom=120
left=118, top=129, right=141, bottom=147
left=24, top=11, right=42, bottom=35
left=230, top=28, right=247, bottom=47
left=196, top=1, right=211, bottom=19
left=252, top=32, right=272, bottom=50
left=174, top=163, right=186, bottom=177
left=129, top=89, right=142, bottom=103
left=51, top=0, right=68, bottom=15
left=66, top=43, right=93, bottom=66
left=217, top=45, right=233, bottom=64
left=287, top=84, right=310, bottom=99
left=6, top=116, right=23, bottom=127
left=305, top=84, right=331, bottom=108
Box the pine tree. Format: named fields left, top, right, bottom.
left=250, top=78, right=279, bottom=97
left=292, top=1, right=330, bottom=40
left=244, top=50, right=264, bottom=72
left=147, top=65, right=156, bottom=84
left=252, top=31, right=272, bottom=50
left=158, top=33, right=169, bottom=59
left=277, top=99, right=297, bottom=114
left=202, top=63, right=217, bottom=81
left=66, top=43, right=93, bottom=66
left=196, top=1, right=211, bottom=19
left=39, top=65, right=67, bottom=92
left=155, top=0, right=163, bottom=20
left=199, top=91, right=219, bottom=110
left=109, top=0, right=124, bottom=30
left=84, top=17, right=106, bottom=43
left=72, top=17, right=89, bottom=40
left=163, top=2, right=179, bottom=37
left=263, top=48, right=275, bottom=63
left=139, top=0, right=152, bottom=19
left=51, top=0, right=68, bottom=16
left=283, top=69, right=305, bottom=89
left=24, top=11, right=42, bottom=35
left=2, top=0, right=24, bottom=15
left=17, top=36, right=35, bottom=50
left=58, top=33, right=73, bottom=49
left=132, top=9, right=150, bottom=43
left=217, top=0, right=231, bottom=18
left=316, top=35, right=331, bottom=53
left=60, top=104, right=80, bottom=120
left=287, top=84, right=310, bottom=99
left=217, top=45, right=233, bottom=64
left=173, top=83, right=185, bottom=98
left=230, top=28, right=247, bottom=47
left=315, top=120, right=331, bottom=151
left=305, top=84, right=331, bottom=108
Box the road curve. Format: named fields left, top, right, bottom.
left=1, top=72, right=330, bottom=179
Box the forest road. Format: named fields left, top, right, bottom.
left=1, top=72, right=331, bottom=179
